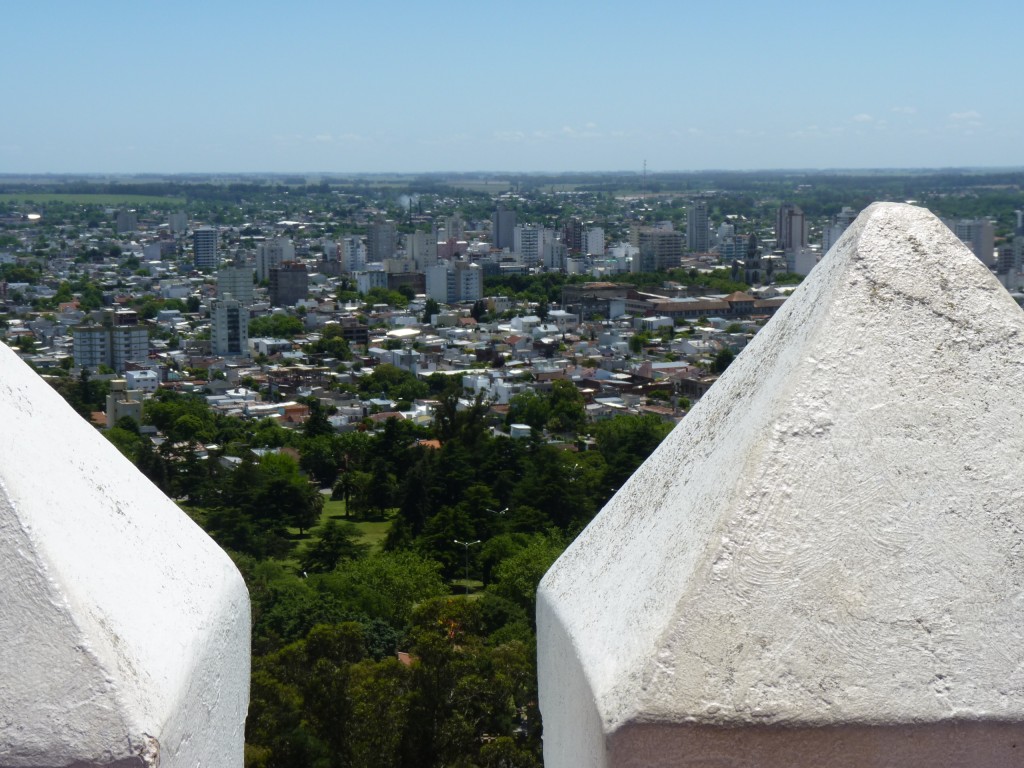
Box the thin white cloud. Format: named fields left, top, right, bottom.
left=789, top=125, right=823, bottom=138
left=949, top=110, right=982, bottom=121
left=494, top=131, right=526, bottom=142
left=891, top=106, right=917, bottom=115
left=852, top=113, right=873, bottom=123
left=273, top=132, right=368, bottom=145
left=561, top=124, right=602, bottom=139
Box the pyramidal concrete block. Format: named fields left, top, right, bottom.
left=538, top=203, right=1024, bottom=767
left=0, top=344, right=250, bottom=767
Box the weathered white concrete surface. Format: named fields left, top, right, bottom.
left=538, top=203, right=1024, bottom=767
left=0, top=342, right=250, bottom=767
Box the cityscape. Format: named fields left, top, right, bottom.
left=3, top=0, right=1023, bottom=764
left=3, top=168, right=1024, bottom=765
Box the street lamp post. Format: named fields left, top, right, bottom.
left=453, top=538, right=481, bottom=595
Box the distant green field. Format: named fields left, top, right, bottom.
left=442, top=179, right=512, bottom=193
left=0, top=193, right=186, bottom=206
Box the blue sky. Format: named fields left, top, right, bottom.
left=2, top=0, right=1019, bottom=173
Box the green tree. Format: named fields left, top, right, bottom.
left=546, top=379, right=586, bottom=433
left=299, top=520, right=368, bottom=574
left=713, top=346, right=736, bottom=373
left=249, top=314, right=304, bottom=338
left=489, top=533, right=565, bottom=619
left=422, top=297, right=441, bottom=324
left=347, top=658, right=413, bottom=768
left=300, top=434, right=341, bottom=486
left=507, top=389, right=549, bottom=430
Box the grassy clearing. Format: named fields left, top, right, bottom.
left=0, top=193, right=186, bottom=206
left=451, top=579, right=485, bottom=597
left=289, top=498, right=392, bottom=554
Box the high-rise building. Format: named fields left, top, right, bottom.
left=216, top=266, right=254, bottom=306
left=116, top=210, right=138, bottom=234
left=168, top=212, right=188, bottom=234
left=633, top=228, right=684, bottom=272
left=73, top=313, right=149, bottom=373
left=492, top=205, right=517, bottom=250
left=211, top=296, right=250, bottom=357
left=584, top=227, right=605, bottom=256
left=426, top=261, right=482, bottom=303
left=406, top=230, right=439, bottom=270
left=318, top=240, right=342, bottom=276
left=514, top=224, right=543, bottom=266
left=355, top=269, right=388, bottom=295
left=269, top=263, right=308, bottom=307
left=822, top=206, right=858, bottom=254
left=948, top=218, right=995, bottom=267
left=545, top=238, right=568, bottom=271
left=718, top=235, right=747, bottom=261
left=256, top=237, right=295, bottom=282
left=440, top=214, right=465, bottom=242
left=686, top=201, right=710, bottom=253
left=193, top=228, right=219, bottom=271
left=775, top=204, right=807, bottom=253
left=339, top=236, right=366, bottom=273
left=367, top=221, right=397, bottom=261
left=563, top=217, right=584, bottom=253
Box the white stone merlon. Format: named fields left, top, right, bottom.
left=0, top=342, right=250, bottom=767
left=537, top=203, right=1024, bottom=767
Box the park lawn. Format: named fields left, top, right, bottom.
left=288, top=498, right=392, bottom=554
left=351, top=519, right=390, bottom=553
left=451, top=580, right=485, bottom=598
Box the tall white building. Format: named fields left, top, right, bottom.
left=440, top=214, right=465, bottom=242
left=687, top=200, right=710, bottom=253
left=256, top=237, right=295, bottom=282
left=211, top=296, right=250, bottom=357
left=545, top=235, right=568, bottom=270
left=193, top=228, right=219, bottom=271
left=514, top=224, right=543, bottom=266
left=73, top=322, right=149, bottom=373
left=216, top=266, right=254, bottom=306
left=426, top=261, right=482, bottom=303
left=583, top=227, right=605, bottom=256
left=822, top=206, right=859, bottom=254
left=168, top=211, right=188, bottom=234
left=335, top=236, right=364, bottom=273
left=406, top=230, right=439, bottom=270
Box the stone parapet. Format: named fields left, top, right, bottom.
left=538, top=203, right=1024, bottom=767
left=0, top=341, right=250, bottom=767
